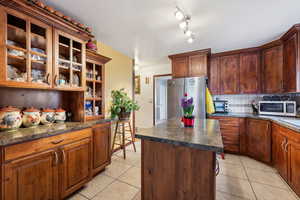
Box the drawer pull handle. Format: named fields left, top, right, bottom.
left=62, top=149, right=66, bottom=163
left=54, top=151, right=59, bottom=166
left=284, top=142, right=289, bottom=153
left=281, top=139, right=286, bottom=151
left=51, top=139, right=64, bottom=144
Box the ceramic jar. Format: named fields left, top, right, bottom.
left=41, top=108, right=55, bottom=125
left=0, top=106, right=22, bottom=131
left=22, top=107, right=41, bottom=128
left=55, top=108, right=66, bottom=123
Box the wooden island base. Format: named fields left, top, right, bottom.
left=141, top=139, right=216, bottom=200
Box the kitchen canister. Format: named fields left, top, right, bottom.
left=22, top=107, right=41, bottom=128
left=0, top=106, right=22, bottom=131
left=55, top=108, right=66, bottom=123
left=41, top=108, right=55, bottom=125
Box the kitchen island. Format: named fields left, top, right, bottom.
left=135, top=118, right=223, bottom=200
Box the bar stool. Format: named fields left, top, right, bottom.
left=112, top=119, right=136, bottom=159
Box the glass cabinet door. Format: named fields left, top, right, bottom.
left=3, top=9, right=52, bottom=88
left=54, top=30, right=85, bottom=90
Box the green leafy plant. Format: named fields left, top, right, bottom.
left=110, top=89, right=140, bottom=119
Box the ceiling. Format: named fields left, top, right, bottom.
left=42, top=0, right=300, bottom=66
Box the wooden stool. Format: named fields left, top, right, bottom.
left=112, top=120, right=136, bottom=159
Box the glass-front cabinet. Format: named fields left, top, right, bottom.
left=0, top=7, right=52, bottom=88
left=53, top=30, right=86, bottom=91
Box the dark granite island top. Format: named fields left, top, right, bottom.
left=136, top=118, right=222, bottom=200
left=0, top=119, right=111, bottom=146
left=135, top=118, right=223, bottom=153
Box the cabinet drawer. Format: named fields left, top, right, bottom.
left=223, top=144, right=240, bottom=153
left=4, top=128, right=92, bottom=161
left=209, top=117, right=240, bottom=127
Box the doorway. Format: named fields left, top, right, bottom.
left=153, top=74, right=172, bottom=126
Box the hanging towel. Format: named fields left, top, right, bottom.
left=206, top=87, right=215, bottom=114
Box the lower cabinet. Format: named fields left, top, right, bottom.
left=246, top=118, right=271, bottom=163
left=92, top=123, right=111, bottom=175
left=272, top=124, right=288, bottom=181
left=4, top=150, right=58, bottom=200
left=289, top=141, right=300, bottom=196
left=60, top=138, right=92, bottom=198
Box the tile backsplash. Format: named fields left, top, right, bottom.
left=213, top=93, right=300, bottom=114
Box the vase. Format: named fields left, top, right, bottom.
left=181, top=116, right=195, bottom=128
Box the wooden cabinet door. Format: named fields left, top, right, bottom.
left=209, top=57, right=220, bottom=94
left=189, top=54, right=207, bottom=76
left=247, top=119, right=271, bottom=163
left=4, top=150, right=58, bottom=200
left=289, top=141, right=300, bottom=196
left=283, top=33, right=298, bottom=92
left=172, top=57, right=188, bottom=78
left=60, top=138, right=91, bottom=198
left=219, top=54, right=240, bottom=94
left=272, top=125, right=288, bottom=181
left=239, top=52, right=261, bottom=94
left=92, top=123, right=111, bottom=174
left=262, top=45, right=283, bottom=93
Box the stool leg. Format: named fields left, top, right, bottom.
left=111, top=121, right=118, bottom=156
left=128, top=122, right=136, bottom=152
left=122, top=123, right=126, bottom=159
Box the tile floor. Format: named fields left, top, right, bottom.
left=68, top=141, right=299, bottom=200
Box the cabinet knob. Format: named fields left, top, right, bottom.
left=46, top=73, right=51, bottom=85
left=54, top=75, right=58, bottom=86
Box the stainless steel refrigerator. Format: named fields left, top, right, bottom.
left=167, top=76, right=207, bottom=119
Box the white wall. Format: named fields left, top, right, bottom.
left=135, top=62, right=171, bottom=128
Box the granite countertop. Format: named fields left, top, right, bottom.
left=0, top=119, right=111, bottom=147
left=135, top=118, right=224, bottom=153
left=209, top=113, right=300, bottom=132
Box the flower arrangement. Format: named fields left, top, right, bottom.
left=181, top=93, right=195, bottom=127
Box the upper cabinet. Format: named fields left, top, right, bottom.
left=0, top=7, right=53, bottom=89
left=169, top=49, right=210, bottom=78
left=53, top=30, right=86, bottom=91
left=208, top=57, right=220, bottom=94
left=281, top=25, right=300, bottom=93
left=219, top=54, right=240, bottom=94
left=261, top=43, right=283, bottom=93
left=239, top=51, right=261, bottom=94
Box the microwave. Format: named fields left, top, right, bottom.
left=258, top=101, right=296, bottom=117
left=214, top=100, right=228, bottom=113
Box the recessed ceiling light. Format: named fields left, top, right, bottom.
left=184, top=30, right=192, bottom=37
left=179, top=21, right=188, bottom=30
left=174, top=9, right=184, bottom=21
left=187, top=37, right=194, bottom=43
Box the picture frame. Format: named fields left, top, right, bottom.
left=134, top=75, right=141, bottom=94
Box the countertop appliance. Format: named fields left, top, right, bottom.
left=259, top=101, right=296, bottom=117
left=167, top=77, right=206, bottom=119
left=213, top=100, right=228, bottom=113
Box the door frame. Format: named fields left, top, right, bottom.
left=153, top=74, right=172, bottom=126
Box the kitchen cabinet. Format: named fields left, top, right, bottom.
left=208, top=116, right=242, bottom=153
left=92, top=123, right=111, bottom=175
left=246, top=119, right=271, bottom=163
left=289, top=141, right=300, bottom=196
left=169, top=49, right=210, bottom=78
left=60, top=138, right=92, bottom=198
left=53, top=29, right=86, bottom=91
left=0, top=6, right=53, bottom=89
left=239, top=51, right=261, bottom=94
left=272, top=124, right=288, bottom=181
left=262, top=45, right=283, bottom=93
left=219, top=54, right=240, bottom=94
left=281, top=25, right=300, bottom=93
left=208, top=57, right=220, bottom=94
left=3, top=150, right=58, bottom=200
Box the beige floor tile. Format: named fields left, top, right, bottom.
left=114, top=150, right=141, bottom=166
left=92, top=180, right=139, bottom=200
left=218, top=154, right=243, bottom=166
left=246, top=168, right=288, bottom=189
left=240, top=156, right=275, bottom=172
left=118, top=166, right=141, bottom=188
left=132, top=190, right=141, bottom=200
left=252, top=182, right=297, bottom=200
left=216, top=175, right=256, bottom=200
left=219, top=162, right=248, bottom=179
left=80, top=174, right=115, bottom=199
left=216, top=191, right=248, bottom=200
left=104, top=160, right=132, bottom=178
left=67, top=193, right=88, bottom=200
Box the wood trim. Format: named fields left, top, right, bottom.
left=168, top=48, right=211, bottom=59
left=86, top=49, right=111, bottom=64
left=281, top=24, right=300, bottom=41
left=152, top=74, right=172, bottom=126
left=260, top=39, right=282, bottom=50
left=211, top=47, right=261, bottom=58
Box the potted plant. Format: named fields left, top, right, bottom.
left=110, top=89, right=140, bottom=120
left=181, top=93, right=195, bottom=127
